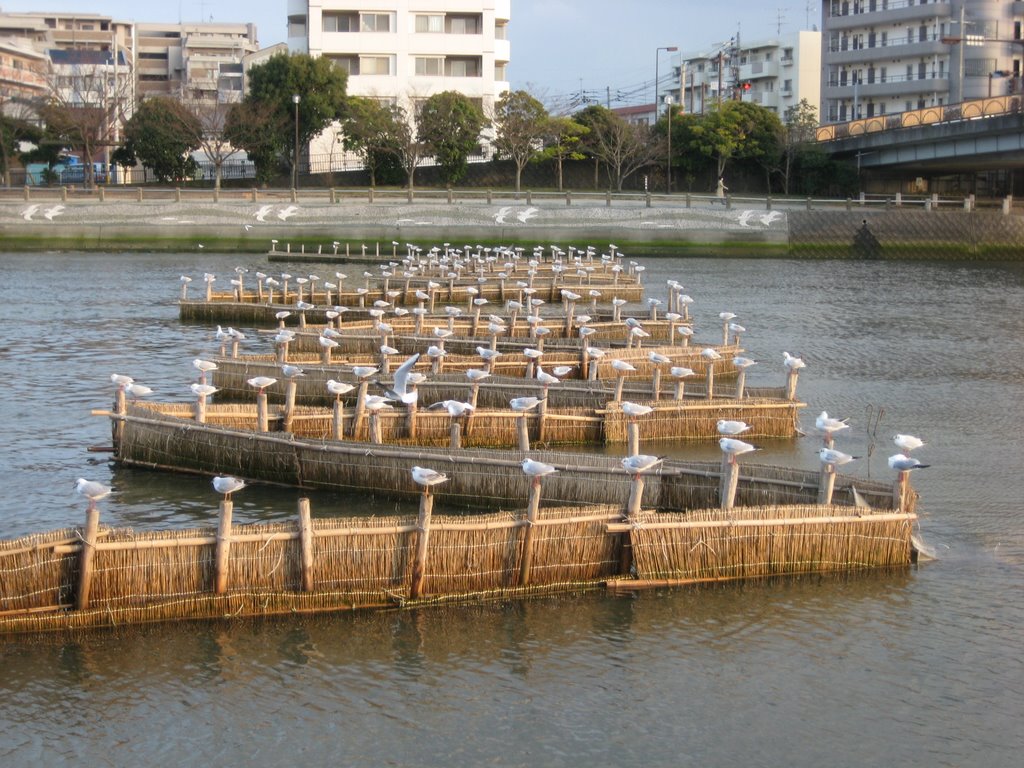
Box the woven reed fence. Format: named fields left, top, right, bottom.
left=112, top=405, right=901, bottom=512
left=0, top=498, right=916, bottom=634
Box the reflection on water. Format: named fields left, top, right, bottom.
left=0, top=252, right=1022, bottom=766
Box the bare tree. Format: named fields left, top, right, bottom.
left=386, top=103, right=427, bottom=190
left=185, top=99, right=242, bottom=189
left=42, top=54, right=134, bottom=188
left=586, top=110, right=660, bottom=192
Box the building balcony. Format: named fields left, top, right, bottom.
left=828, top=38, right=949, bottom=65
left=823, top=75, right=950, bottom=100
left=826, top=1, right=952, bottom=31
left=740, top=60, right=779, bottom=80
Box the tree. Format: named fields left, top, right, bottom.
left=730, top=101, right=784, bottom=192
left=575, top=105, right=658, bottom=191
left=688, top=100, right=780, bottom=190
left=226, top=52, right=347, bottom=183
left=116, top=97, right=202, bottom=182
left=41, top=56, right=134, bottom=188
left=539, top=115, right=587, bottom=191
left=342, top=96, right=400, bottom=188
left=187, top=99, right=243, bottom=189
left=417, top=91, right=486, bottom=185
left=492, top=90, right=548, bottom=193
left=0, top=97, right=42, bottom=186
left=386, top=104, right=428, bottom=190
left=779, top=99, right=819, bottom=195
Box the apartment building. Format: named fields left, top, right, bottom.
left=288, top=1, right=511, bottom=166
left=0, top=38, right=49, bottom=112
left=821, top=0, right=1024, bottom=123
left=135, top=22, right=259, bottom=103
left=673, top=30, right=822, bottom=118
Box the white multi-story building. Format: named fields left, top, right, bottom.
left=821, top=0, right=1024, bottom=124
left=288, top=0, right=511, bottom=167
left=673, top=30, right=821, bottom=118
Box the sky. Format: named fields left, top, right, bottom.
left=2, top=1, right=817, bottom=108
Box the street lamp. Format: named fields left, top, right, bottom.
left=292, top=93, right=301, bottom=190
left=654, top=46, right=678, bottom=118
left=664, top=95, right=674, bottom=193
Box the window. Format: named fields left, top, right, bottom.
left=329, top=55, right=359, bottom=74
left=447, top=14, right=481, bottom=34
left=360, top=55, right=391, bottom=75
left=446, top=57, right=481, bottom=77
left=783, top=78, right=792, bottom=92
left=288, top=15, right=306, bottom=38
left=918, top=62, right=926, bottom=80
left=415, top=57, right=443, bottom=76
left=495, top=21, right=508, bottom=40
left=415, top=14, right=443, bottom=33
left=964, top=58, right=996, bottom=77
left=360, top=13, right=391, bottom=32
left=323, top=12, right=358, bottom=32
left=495, top=62, right=507, bottom=80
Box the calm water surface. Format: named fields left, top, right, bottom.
left=0, top=252, right=1021, bottom=767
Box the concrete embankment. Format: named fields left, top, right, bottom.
left=1, top=193, right=1021, bottom=258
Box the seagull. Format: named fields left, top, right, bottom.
left=783, top=351, right=806, bottom=370
left=429, top=400, right=475, bottom=417
left=819, top=447, right=859, bottom=466
left=193, top=359, right=218, bottom=374
left=363, top=395, right=394, bottom=411
left=411, top=466, right=449, bottom=488
left=326, top=380, right=355, bottom=398
left=719, top=437, right=758, bottom=462
left=521, top=458, right=557, bottom=477
left=621, top=454, right=664, bottom=475
left=110, top=373, right=134, bottom=389
left=893, top=434, right=925, bottom=452
left=466, top=369, right=490, bottom=382
left=510, top=396, right=544, bottom=411
left=816, top=411, right=850, bottom=434
left=670, top=366, right=695, bottom=378
left=125, top=383, right=153, bottom=400
left=621, top=402, right=654, bottom=418
left=212, top=475, right=246, bottom=499
left=281, top=365, right=305, bottom=378
left=352, top=366, right=379, bottom=379
left=717, top=419, right=750, bottom=435
left=385, top=353, right=422, bottom=404
left=551, top=365, right=575, bottom=378
left=426, top=345, right=446, bottom=359
left=732, top=356, right=757, bottom=369
left=648, top=352, right=672, bottom=364
left=75, top=478, right=111, bottom=509
left=247, top=376, right=277, bottom=392
left=476, top=347, right=501, bottom=361
left=319, top=336, right=339, bottom=351
left=190, top=383, right=218, bottom=397
left=888, top=454, right=930, bottom=472
left=536, top=366, right=560, bottom=386
left=611, top=359, right=636, bottom=373
left=701, top=348, right=722, bottom=361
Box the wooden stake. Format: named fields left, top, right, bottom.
left=518, top=478, right=542, bottom=586
left=651, top=368, right=662, bottom=400
left=283, top=379, right=298, bottom=432
left=409, top=490, right=434, bottom=599
left=113, top=388, right=126, bottom=446
left=736, top=369, right=747, bottom=400
left=195, top=393, right=208, bottom=424
left=351, top=380, right=369, bottom=438
left=298, top=498, right=314, bottom=592
left=627, top=421, right=639, bottom=457
left=537, top=397, right=548, bottom=444
left=705, top=364, right=715, bottom=400
left=75, top=506, right=100, bottom=610
left=449, top=421, right=462, bottom=449
left=214, top=499, right=233, bottom=594
left=626, top=474, right=645, bottom=516
left=257, top=392, right=269, bottom=432
left=721, top=457, right=740, bottom=510
left=369, top=411, right=383, bottom=444
left=517, top=414, right=530, bottom=452
left=785, top=370, right=800, bottom=401
left=332, top=400, right=345, bottom=440
left=818, top=463, right=837, bottom=505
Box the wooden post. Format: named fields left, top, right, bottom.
left=409, top=490, right=434, bottom=599
left=785, top=370, right=800, bottom=401
left=518, top=478, right=542, bottom=586
left=214, top=499, right=233, bottom=594
left=651, top=368, right=662, bottom=400
left=536, top=397, right=549, bottom=444
left=627, top=421, right=640, bottom=457
left=113, top=388, right=126, bottom=446
left=626, top=474, right=645, bottom=516
left=195, top=393, right=208, bottom=424
left=613, top=374, right=626, bottom=402
left=705, top=364, right=715, bottom=400
left=405, top=398, right=418, bottom=439
left=818, top=463, right=837, bottom=505
left=75, top=506, right=101, bottom=610
left=894, top=471, right=910, bottom=511
left=674, top=379, right=686, bottom=400
left=298, top=498, right=315, bottom=591
left=735, top=369, right=747, bottom=400
left=720, top=457, right=739, bottom=510
left=257, top=392, right=269, bottom=432
left=447, top=420, right=461, bottom=449
left=351, top=381, right=369, bottom=438
left=369, top=411, right=383, bottom=444
left=283, top=379, right=298, bottom=432
left=517, top=414, right=530, bottom=452
left=332, top=400, right=345, bottom=440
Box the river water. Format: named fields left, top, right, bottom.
left=0, top=251, right=1021, bottom=766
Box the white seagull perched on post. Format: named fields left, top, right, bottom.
left=125, top=383, right=154, bottom=400
left=326, top=380, right=355, bottom=398
left=732, top=356, right=757, bottom=369
left=75, top=478, right=111, bottom=510
left=411, top=466, right=449, bottom=488
left=190, top=383, right=218, bottom=398
left=429, top=400, right=475, bottom=417
left=701, top=348, right=722, bottom=361
left=621, top=401, right=654, bottom=418
left=783, top=351, right=806, bottom=370
left=521, top=458, right=558, bottom=478
left=351, top=366, right=379, bottom=379
left=888, top=454, right=930, bottom=472
left=247, top=376, right=277, bottom=393
left=611, top=359, right=636, bottom=373
left=281, top=364, right=305, bottom=378
left=819, top=447, right=859, bottom=466
left=719, top=437, right=758, bottom=463
left=212, top=475, right=246, bottom=499
left=510, top=396, right=544, bottom=412
left=111, top=373, right=134, bottom=389
left=815, top=411, right=850, bottom=435
left=620, top=454, right=664, bottom=475
left=717, top=419, right=751, bottom=435
left=893, top=434, right=925, bottom=453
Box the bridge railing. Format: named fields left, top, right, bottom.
left=816, top=95, right=1023, bottom=142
